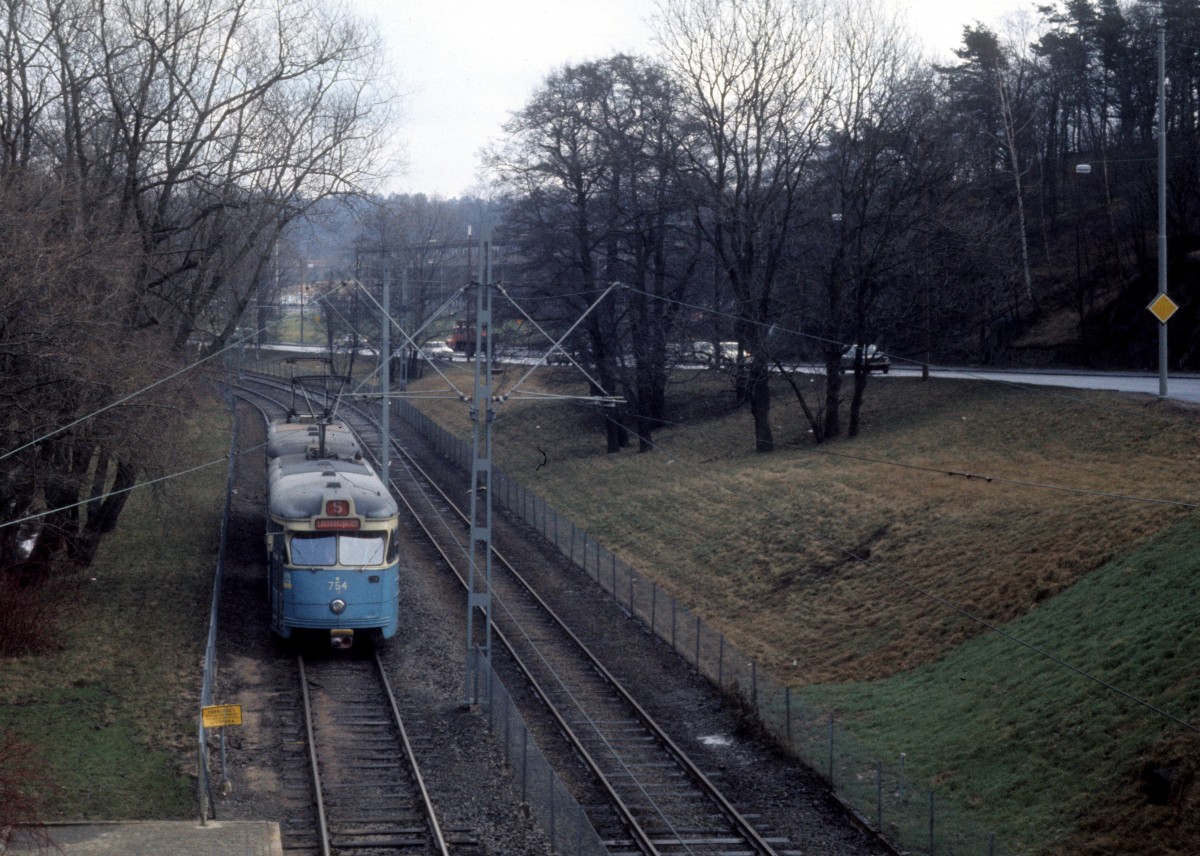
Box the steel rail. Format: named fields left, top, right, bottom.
left=381, top=440, right=661, bottom=855
left=325, top=394, right=657, bottom=851
left=381, top=428, right=778, bottom=856
left=374, top=651, right=452, bottom=856
left=275, top=384, right=659, bottom=853
left=238, top=371, right=777, bottom=854
left=233, top=382, right=451, bottom=856
left=297, top=655, right=334, bottom=856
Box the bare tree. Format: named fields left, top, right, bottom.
left=490, top=54, right=693, bottom=452
left=658, top=0, right=832, bottom=452
left=812, top=0, right=946, bottom=438
left=0, top=174, right=186, bottom=575
left=0, top=0, right=394, bottom=579
left=81, top=0, right=395, bottom=349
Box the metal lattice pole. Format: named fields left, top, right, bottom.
left=464, top=225, right=494, bottom=704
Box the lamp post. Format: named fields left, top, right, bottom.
left=1156, top=23, right=1168, bottom=398
left=1075, top=163, right=1091, bottom=357
left=302, top=263, right=314, bottom=345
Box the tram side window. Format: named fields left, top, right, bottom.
left=289, top=533, right=337, bottom=566
left=339, top=532, right=387, bottom=566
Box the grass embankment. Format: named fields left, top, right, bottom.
left=408, top=362, right=1200, bottom=854
left=0, top=401, right=230, bottom=819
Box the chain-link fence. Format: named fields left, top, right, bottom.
left=198, top=402, right=238, bottom=823
left=398, top=399, right=1015, bottom=856
left=470, top=649, right=610, bottom=856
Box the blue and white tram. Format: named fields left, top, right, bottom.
left=265, top=419, right=400, bottom=648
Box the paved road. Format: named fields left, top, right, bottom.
left=248, top=342, right=1200, bottom=406
left=886, top=365, right=1200, bottom=405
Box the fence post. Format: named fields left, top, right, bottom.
left=651, top=582, right=657, bottom=635
left=875, top=759, right=882, bottom=831
left=671, top=598, right=677, bottom=652
left=503, top=692, right=511, bottom=758
left=719, top=634, right=724, bottom=686
left=828, top=711, right=835, bottom=784
left=929, top=790, right=935, bottom=855
left=694, top=616, right=701, bottom=669
left=487, top=662, right=496, bottom=727
left=785, top=686, right=791, bottom=745
left=198, top=738, right=209, bottom=823
left=521, top=726, right=528, bottom=803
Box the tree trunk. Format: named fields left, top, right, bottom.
left=847, top=370, right=867, bottom=437
left=748, top=359, right=773, bottom=452
left=823, top=349, right=843, bottom=439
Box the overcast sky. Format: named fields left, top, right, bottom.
left=350, top=0, right=1034, bottom=198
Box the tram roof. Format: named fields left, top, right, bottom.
left=266, top=420, right=360, bottom=460
left=270, top=455, right=375, bottom=478
left=268, top=466, right=397, bottom=520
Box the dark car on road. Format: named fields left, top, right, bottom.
left=840, top=344, right=890, bottom=373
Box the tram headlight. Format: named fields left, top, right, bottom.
left=329, top=598, right=347, bottom=615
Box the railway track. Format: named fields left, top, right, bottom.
left=290, top=651, right=452, bottom=856
left=375, top=413, right=791, bottom=855
left=228, top=384, right=454, bottom=856
left=234, top=372, right=793, bottom=855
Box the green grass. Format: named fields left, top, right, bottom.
left=0, top=402, right=230, bottom=819
left=408, top=365, right=1200, bottom=853
left=804, top=514, right=1200, bottom=852
left=275, top=311, right=325, bottom=345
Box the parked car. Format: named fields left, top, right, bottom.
left=689, top=341, right=716, bottom=364
left=840, top=344, right=890, bottom=373
left=545, top=349, right=571, bottom=365
left=420, top=341, right=455, bottom=360
left=717, top=341, right=747, bottom=363
left=689, top=341, right=748, bottom=367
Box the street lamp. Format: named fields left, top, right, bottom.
left=1074, top=164, right=1091, bottom=359
left=1156, top=24, right=1168, bottom=398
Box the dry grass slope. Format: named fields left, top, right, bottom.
left=415, top=367, right=1198, bottom=680
left=409, top=363, right=1200, bottom=853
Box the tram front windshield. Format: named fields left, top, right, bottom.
left=289, top=532, right=387, bottom=567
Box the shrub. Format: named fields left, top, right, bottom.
left=0, top=571, right=67, bottom=657
left=0, top=735, right=51, bottom=850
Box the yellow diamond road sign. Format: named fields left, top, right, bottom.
left=202, top=704, right=243, bottom=728
left=1148, top=293, right=1179, bottom=324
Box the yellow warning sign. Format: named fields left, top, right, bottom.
left=1148, top=293, right=1179, bottom=324
left=201, top=704, right=243, bottom=728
